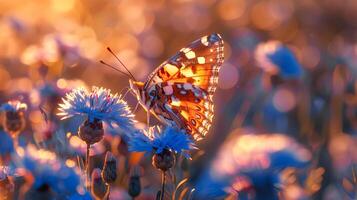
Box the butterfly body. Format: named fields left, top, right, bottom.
left=130, top=33, right=224, bottom=140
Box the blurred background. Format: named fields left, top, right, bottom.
left=0, top=0, right=356, bottom=199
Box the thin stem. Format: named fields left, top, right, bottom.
left=12, top=135, right=19, bottom=149
left=160, top=171, right=166, bottom=200
left=106, top=184, right=110, bottom=200
left=86, top=143, right=90, bottom=191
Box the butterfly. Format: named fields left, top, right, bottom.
left=128, top=33, right=224, bottom=141
left=102, top=33, right=224, bottom=141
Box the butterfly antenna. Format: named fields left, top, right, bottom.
left=99, top=60, right=133, bottom=80
left=106, top=47, right=137, bottom=81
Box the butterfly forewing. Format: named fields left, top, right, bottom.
left=144, top=33, right=224, bottom=140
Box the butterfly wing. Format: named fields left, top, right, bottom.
left=145, top=33, right=224, bottom=140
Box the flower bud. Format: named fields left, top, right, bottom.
left=152, top=149, right=175, bottom=171
left=91, top=168, right=108, bottom=199
left=128, top=176, right=141, bottom=198
left=101, top=151, right=117, bottom=184
left=78, top=119, right=104, bottom=145
left=4, top=111, right=25, bottom=137
left=128, top=166, right=141, bottom=198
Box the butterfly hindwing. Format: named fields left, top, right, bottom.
left=166, top=82, right=214, bottom=140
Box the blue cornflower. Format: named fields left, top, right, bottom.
left=0, top=100, right=27, bottom=112
left=128, top=126, right=196, bottom=158
left=14, top=145, right=84, bottom=198
left=195, top=133, right=311, bottom=199
left=255, top=41, right=302, bottom=79
left=129, top=125, right=196, bottom=171
left=67, top=192, right=93, bottom=200
left=58, top=86, right=135, bottom=131
left=0, top=130, right=14, bottom=156
left=0, top=100, right=27, bottom=134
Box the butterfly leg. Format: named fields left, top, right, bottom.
left=132, top=102, right=140, bottom=113
left=166, top=110, right=185, bottom=128
left=158, top=103, right=185, bottom=129
left=119, top=87, right=131, bottom=98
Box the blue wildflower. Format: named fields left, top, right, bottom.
left=67, top=191, right=93, bottom=200
left=255, top=41, right=302, bottom=79
left=0, top=100, right=27, bottom=134
left=14, top=145, right=84, bottom=197
left=0, top=100, right=27, bottom=112
left=195, top=133, right=311, bottom=199
left=0, top=130, right=14, bottom=156
left=128, top=126, right=196, bottom=158
left=58, top=86, right=136, bottom=132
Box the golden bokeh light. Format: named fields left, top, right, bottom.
left=217, top=0, right=246, bottom=21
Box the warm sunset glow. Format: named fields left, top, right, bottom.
left=0, top=0, right=355, bottom=199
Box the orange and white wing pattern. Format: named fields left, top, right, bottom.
left=144, top=33, right=224, bottom=140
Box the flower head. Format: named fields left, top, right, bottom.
left=128, top=166, right=142, bottom=198
left=1, top=100, right=27, bottom=134
left=128, top=126, right=196, bottom=158
left=38, top=82, right=66, bottom=102
left=0, top=130, right=14, bottom=156
left=58, top=86, right=135, bottom=132
left=255, top=41, right=302, bottom=79
left=14, top=145, right=83, bottom=197
left=195, top=133, right=311, bottom=198
left=0, top=100, right=27, bottom=113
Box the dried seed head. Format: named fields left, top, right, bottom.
left=91, top=168, right=108, bottom=199
left=78, top=119, right=104, bottom=145
left=152, top=149, right=175, bottom=171
left=101, top=151, right=117, bottom=184
left=3, top=111, right=25, bottom=137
